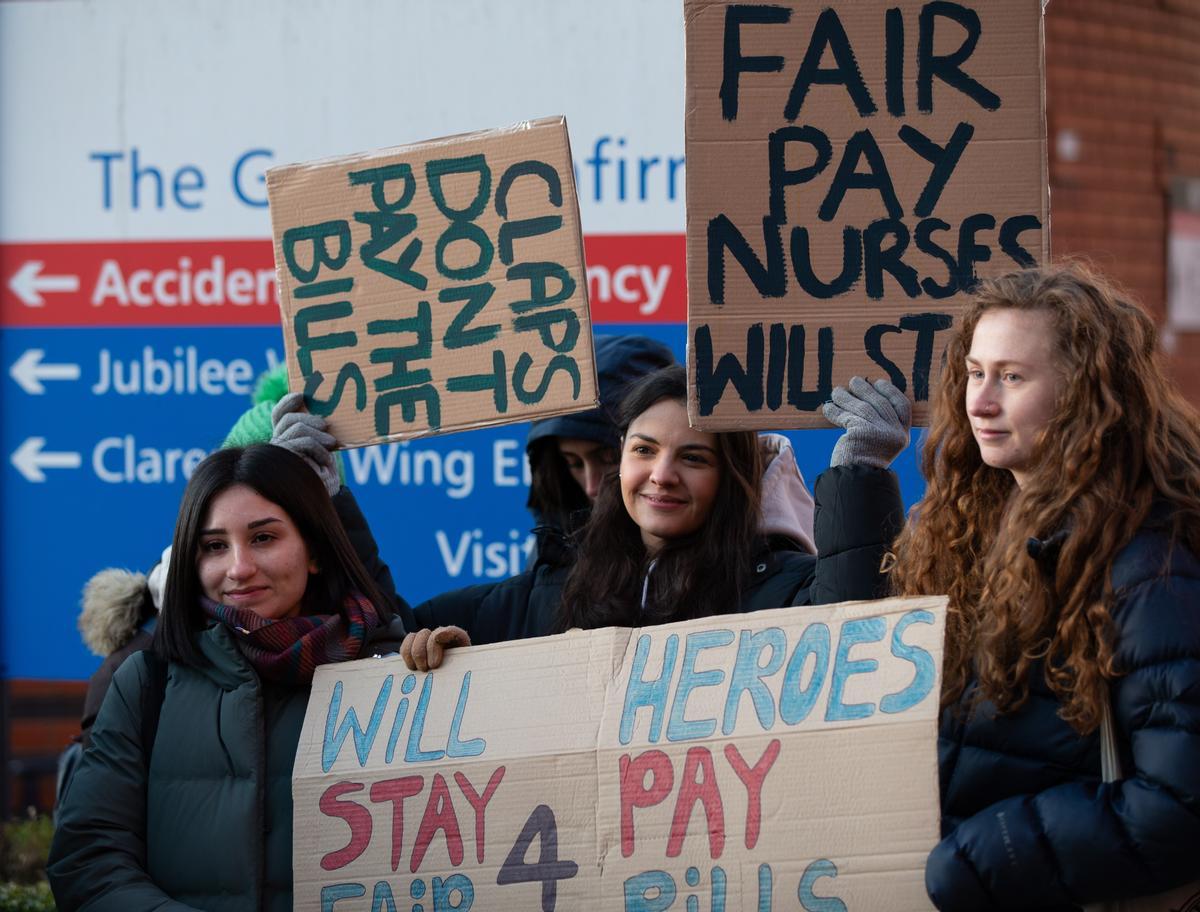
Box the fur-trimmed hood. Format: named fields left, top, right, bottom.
left=77, top=545, right=168, bottom=656
left=78, top=569, right=151, bottom=657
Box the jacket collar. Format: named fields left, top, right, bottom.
left=196, top=622, right=259, bottom=689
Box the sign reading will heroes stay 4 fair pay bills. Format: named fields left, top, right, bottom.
left=266, top=117, right=597, bottom=447
left=293, top=596, right=947, bottom=911
left=686, top=0, right=1048, bottom=429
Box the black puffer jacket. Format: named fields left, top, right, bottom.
left=414, top=464, right=903, bottom=642
left=926, top=514, right=1200, bottom=911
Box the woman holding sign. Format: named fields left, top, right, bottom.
left=890, top=263, right=1200, bottom=910
left=48, top=444, right=406, bottom=912
left=401, top=363, right=908, bottom=668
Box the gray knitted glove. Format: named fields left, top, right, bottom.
left=823, top=377, right=911, bottom=469
left=270, top=391, right=340, bottom=497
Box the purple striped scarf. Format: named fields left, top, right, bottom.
left=201, top=593, right=382, bottom=684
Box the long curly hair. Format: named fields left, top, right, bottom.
left=891, top=261, right=1200, bottom=733
left=555, top=365, right=762, bottom=631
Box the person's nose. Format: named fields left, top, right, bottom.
left=226, top=544, right=256, bottom=582
left=967, top=379, right=1000, bottom=418
left=649, top=453, right=679, bottom=487
left=583, top=462, right=604, bottom=500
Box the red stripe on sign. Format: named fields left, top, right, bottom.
left=0, top=239, right=280, bottom=328
left=1, top=235, right=686, bottom=328
left=582, top=233, right=686, bottom=323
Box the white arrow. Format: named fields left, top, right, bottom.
left=8, top=261, right=80, bottom=307
left=10, top=437, right=81, bottom=483
left=9, top=349, right=81, bottom=395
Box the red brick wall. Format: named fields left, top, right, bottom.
left=1045, top=0, right=1200, bottom=404
left=6, top=680, right=87, bottom=816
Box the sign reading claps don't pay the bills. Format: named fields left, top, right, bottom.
left=294, top=596, right=948, bottom=911
left=267, top=116, right=597, bottom=448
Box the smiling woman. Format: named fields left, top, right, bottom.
left=401, top=364, right=910, bottom=670
left=196, top=484, right=319, bottom=620
left=523, top=334, right=677, bottom=545
left=619, top=398, right=722, bottom=551
left=556, top=365, right=764, bottom=631
left=48, top=444, right=407, bottom=912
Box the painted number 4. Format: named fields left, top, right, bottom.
left=496, top=805, right=579, bottom=911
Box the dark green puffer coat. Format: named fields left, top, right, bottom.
left=48, top=617, right=405, bottom=912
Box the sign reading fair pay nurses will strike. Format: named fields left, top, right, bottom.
left=294, top=596, right=947, bottom=911
left=266, top=116, right=599, bottom=448
left=686, top=0, right=1048, bottom=429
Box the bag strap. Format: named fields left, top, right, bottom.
left=1093, top=690, right=1200, bottom=910
left=1099, top=688, right=1122, bottom=782
left=140, top=648, right=168, bottom=768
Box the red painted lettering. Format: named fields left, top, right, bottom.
left=369, top=775, right=425, bottom=872
left=454, top=766, right=506, bottom=863
left=667, top=747, right=725, bottom=859
left=619, top=750, right=674, bottom=858
left=319, top=780, right=372, bottom=871
left=725, top=739, right=781, bottom=850
left=410, top=773, right=465, bottom=873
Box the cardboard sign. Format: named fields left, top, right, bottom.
left=294, top=595, right=947, bottom=911
left=685, top=1, right=1048, bottom=428
left=267, top=117, right=597, bottom=447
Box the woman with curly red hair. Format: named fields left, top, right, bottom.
left=893, top=262, right=1200, bottom=910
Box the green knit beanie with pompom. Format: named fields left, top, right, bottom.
left=220, top=363, right=346, bottom=486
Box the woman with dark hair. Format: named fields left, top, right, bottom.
left=525, top=334, right=677, bottom=531
left=48, top=444, right=406, bottom=912
left=889, top=263, right=1200, bottom=910
left=265, top=335, right=678, bottom=607
left=68, top=365, right=405, bottom=753
left=555, top=364, right=780, bottom=630
left=520, top=333, right=680, bottom=575
left=401, top=364, right=908, bottom=669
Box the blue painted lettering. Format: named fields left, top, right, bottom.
left=322, top=676, right=394, bottom=772
left=620, top=634, right=679, bottom=745
left=722, top=627, right=786, bottom=735
left=798, top=858, right=847, bottom=912
left=446, top=671, right=486, bottom=758
left=880, top=609, right=936, bottom=714
left=779, top=623, right=830, bottom=725
left=667, top=630, right=735, bottom=742
left=825, top=618, right=885, bottom=722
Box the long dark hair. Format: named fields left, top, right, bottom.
left=526, top=438, right=592, bottom=533
left=892, top=262, right=1200, bottom=732
left=555, top=366, right=762, bottom=630
left=154, top=444, right=388, bottom=667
